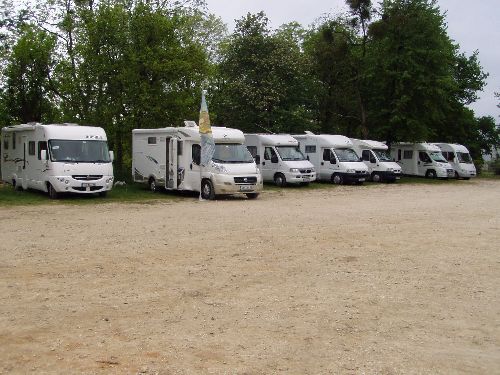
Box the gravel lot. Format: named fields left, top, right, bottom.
left=1, top=180, right=499, bottom=374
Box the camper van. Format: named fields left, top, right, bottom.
left=390, top=142, right=454, bottom=179
left=244, top=134, right=316, bottom=186
left=433, top=143, right=476, bottom=179
left=351, top=138, right=402, bottom=182
left=292, top=132, right=368, bottom=184
left=1, top=123, right=114, bottom=198
left=132, top=122, right=262, bottom=199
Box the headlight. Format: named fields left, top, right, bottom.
left=290, top=168, right=299, bottom=173
left=212, top=162, right=227, bottom=173
left=346, top=169, right=355, bottom=173
left=386, top=168, right=393, bottom=172
left=310, top=168, right=315, bottom=172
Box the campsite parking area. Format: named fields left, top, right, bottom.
left=1, top=179, right=499, bottom=374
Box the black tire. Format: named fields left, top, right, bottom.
left=463, top=177, right=470, bottom=180
left=274, top=173, right=286, bottom=187
left=426, top=170, right=437, bottom=179
left=332, top=173, right=343, bottom=185
left=246, top=193, right=259, bottom=199
left=201, top=179, right=215, bottom=200
left=48, top=183, right=58, bottom=199
left=99, top=191, right=108, bottom=198
left=149, top=177, right=157, bottom=192
left=372, top=172, right=381, bottom=183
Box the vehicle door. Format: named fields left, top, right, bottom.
left=167, top=138, right=178, bottom=189
left=321, top=148, right=337, bottom=179
left=261, top=146, right=279, bottom=181
left=417, top=151, right=432, bottom=175
left=361, top=150, right=375, bottom=173
left=185, top=143, right=201, bottom=191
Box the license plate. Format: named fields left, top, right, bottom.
left=82, top=182, right=96, bottom=187
left=358, top=178, right=365, bottom=182
left=239, top=185, right=255, bottom=191
left=396, top=177, right=401, bottom=180
left=303, top=177, right=310, bottom=182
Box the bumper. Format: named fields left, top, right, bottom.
left=283, top=171, right=317, bottom=184
left=213, top=174, right=263, bottom=195
left=49, top=176, right=114, bottom=194
left=376, top=170, right=402, bottom=181
left=457, top=170, right=476, bottom=178
left=437, top=168, right=455, bottom=178
left=340, top=172, right=368, bottom=183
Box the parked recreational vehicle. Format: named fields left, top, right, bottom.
left=1, top=123, right=114, bottom=198
left=351, top=139, right=402, bottom=182
left=132, top=123, right=262, bottom=199
left=390, top=142, right=454, bottom=179
left=292, top=132, right=368, bottom=184
left=244, top=134, right=316, bottom=186
left=433, top=143, right=476, bottom=179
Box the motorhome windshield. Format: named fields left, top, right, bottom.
left=49, top=140, right=110, bottom=163
left=429, top=152, right=447, bottom=163
left=334, top=148, right=360, bottom=162
left=457, top=152, right=472, bottom=163
left=212, top=143, right=254, bottom=163
left=276, top=146, right=306, bottom=161
left=373, top=149, right=392, bottom=161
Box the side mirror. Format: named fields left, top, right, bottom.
left=40, top=150, right=47, bottom=160
left=255, top=155, right=260, bottom=164
left=109, top=150, right=114, bottom=162
left=271, top=155, right=279, bottom=164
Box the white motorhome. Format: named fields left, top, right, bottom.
left=292, top=132, right=368, bottom=184
left=132, top=122, right=262, bottom=199
left=390, top=142, right=455, bottom=179
left=1, top=123, right=114, bottom=198
left=351, top=138, right=402, bottom=182
left=244, top=134, right=316, bottom=186
left=433, top=143, right=476, bottom=179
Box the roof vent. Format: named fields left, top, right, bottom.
left=184, top=120, right=197, bottom=127
left=305, top=131, right=315, bottom=135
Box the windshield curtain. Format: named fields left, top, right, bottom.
left=275, top=146, right=306, bottom=161
left=334, top=148, right=360, bottom=162
left=373, top=149, right=392, bottom=162
left=49, top=140, right=110, bottom=163
left=429, top=152, right=447, bottom=163
left=212, top=143, right=254, bottom=163
left=457, top=152, right=472, bottom=163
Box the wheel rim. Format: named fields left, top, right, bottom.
left=202, top=182, right=211, bottom=197
left=333, top=175, right=341, bottom=184
left=150, top=180, right=156, bottom=191
left=275, top=176, right=283, bottom=186
left=373, top=173, right=380, bottom=182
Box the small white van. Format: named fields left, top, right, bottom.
left=244, top=134, right=316, bottom=186
left=390, top=142, right=455, bottom=179
left=292, top=132, right=368, bottom=184
left=351, top=138, right=402, bottom=182
left=433, top=143, right=476, bottom=179
left=132, top=122, right=262, bottom=199
left=1, top=123, right=114, bottom=198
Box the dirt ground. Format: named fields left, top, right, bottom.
left=0, top=180, right=499, bottom=374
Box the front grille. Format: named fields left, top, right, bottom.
left=234, top=176, right=257, bottom=184
left=356, top=170, right=367, bottom=174
left=73, top=186, right=103, bottom=192
left=72, top=175, right=103, bottom=181
left=299, top=169, right=312, bottom=173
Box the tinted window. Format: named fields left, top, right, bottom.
left=362, top=150, right=370, bottom=161
left=323, top=149, right=331, bottom=161
left=38, top=141, right=47, bottom=160
left=192, top=144, right=201, bottom=165
left=305, top=145, right=316, bottom=153
left=148, top=137, right=157, bottom=145
left=403, top=150, right=413, bottom=159
left=28, top=141, right=36, bottom=155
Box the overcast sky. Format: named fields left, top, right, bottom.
left=205, top=0, right=499, bottom=120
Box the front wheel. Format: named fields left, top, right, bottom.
left=274, top=173, right=286, bottom=187
left=372, top=172, right=381, bottom=183
left=246, top=193, right=259, bottom=199
left=48, top=183, right=58, bottom=199
left=426, top=170, right=437, bottom=179
left=201, top=179, right=215, bottom=200
left=149, top=178, right=157, bottom=192
left=332, top=173, right=343, bottom=185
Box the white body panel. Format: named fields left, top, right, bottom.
left=132, top=124, right=262, bottom=196
left=351, top=139, right=402, bottom=182
left=292, top=133, right=368, bottom=184
left=390, top=142, right=455, bottom=178
left=244, top=134, right=316, bottom=185
left=1, top=123, right=114, bottom=195
left=432, top=143, right=476, bottom=179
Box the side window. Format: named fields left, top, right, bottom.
left=264, top=147, right=273, bottom=160
left=247, top=146, right=257, bottom=158
left=446, top=152, right=454, bottom=162
left=322, top=148, right=331, bottom=161
left=362, top=150, right=370, bottom=161
left=38, top=141, right=47, bottom=160
left=148, top=137, right=157, bottom=145
left=419, top=152, right=431, bottom=163
left=305, top=145, right=316, bottom=153
left=403, top=150, right=413, bottom=159
left=12, top=134, right=16, bottom=149
left=397, top=149, right=401, bottom=161
left=28, top=141, right=36, bottom=155
left=177, top=141, right=183, bottom=156
left=3, top=137, right=8, bottom=150
left=192, top=144, right=201, bottom=165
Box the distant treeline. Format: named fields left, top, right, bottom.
left=0, top=0, right=499, bottom=176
